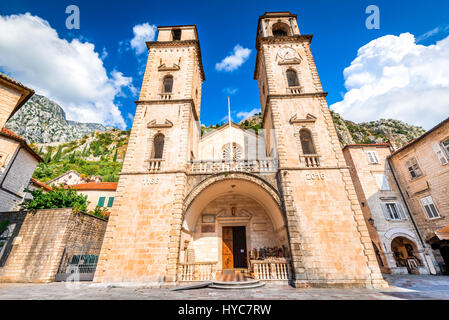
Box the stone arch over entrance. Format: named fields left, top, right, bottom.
left=178, top=172, right=293, bottom=281
left=182, top=172, right=284, bottom=231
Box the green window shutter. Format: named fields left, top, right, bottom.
left=97, top=196, right=106, bottom=207
left=107, top=197, right=115, bottom=208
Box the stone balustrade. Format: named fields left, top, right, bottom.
left=147, top=159, right=164, bottom=172
left=178, top=262, right=217, bottom=281
left=159, top=93, right=172, bottom=100
left=187, top=158, right=278, bottom=174
left=302, top=154, right=320, bottom=167
left=287, top=86, right=302, bottom=94
left=252, top=260, right=291, bottom=281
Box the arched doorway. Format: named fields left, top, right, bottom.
left=391, top=237, right=423, bottom=274
left=179, top=175, right=291, bottom=282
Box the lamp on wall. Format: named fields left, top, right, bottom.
left=368, top=217, right=375, bottom=226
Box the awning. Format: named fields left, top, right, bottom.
left=435, top=225, right=449, bottom=240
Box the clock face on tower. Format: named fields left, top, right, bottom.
left=276, top=47, right=301, bottom=64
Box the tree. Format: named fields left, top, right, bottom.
left=44, top=146, right=53, bottom=164
left=52, top=145, right=63, bottom=162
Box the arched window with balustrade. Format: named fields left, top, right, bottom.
left=152, top=133, right=165, bottom=159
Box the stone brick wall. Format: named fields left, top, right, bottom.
left=0, top=82, right=21, bottom=129
left=0, top=209, right=107, bottom=283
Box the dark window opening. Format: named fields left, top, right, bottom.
left=286, top=69, right=299, bottom=87
left=300, top=129, right=316, bottom=155
left=172, top=29, right=182, bottom=41
left=153, top=134, right=165, bottom=159
left=163, top=76, right=173, bottom=93
left=272, top=22, right=289, bottom=37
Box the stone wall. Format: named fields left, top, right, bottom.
left=0, top=82, right=21, bottom=129
left=0, top=208, right=107, bottom=283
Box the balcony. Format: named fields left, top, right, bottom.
left=287, top=86, right=302, bottom=94
left=147, top=159, right=164, bottom=172
left=302, top=154, right=320, bottom=168
left=187, top=158, right=278, bottom=174
left=159, top=93, right=172, bottom=100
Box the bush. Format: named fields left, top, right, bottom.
left=22, top=187, right=88, bottom=212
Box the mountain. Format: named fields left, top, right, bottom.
left=33, top=129, right=130, bottom=183
left=237, top=111, right=426, bottom=150
left=330, top=111, right=426, bottom=149
left=5, top=94, right=113, bottom=143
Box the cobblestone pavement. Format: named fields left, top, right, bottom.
left=0, top=275, right=448, bottom=300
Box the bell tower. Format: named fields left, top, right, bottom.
left=255, top=12, right=387, bottom=287
left=94, top=25, right=204, bottom=284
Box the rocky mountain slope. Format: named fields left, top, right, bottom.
left=33, top=129, right=130, bottom=183
left=236, top=111, right=425, bottom=150
left=5, top=94, right=112, bottom=143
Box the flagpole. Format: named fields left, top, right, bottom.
left=228, top=96, right=233, bottom=161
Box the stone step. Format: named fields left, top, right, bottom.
left=209, top=281, right=266, bottom=290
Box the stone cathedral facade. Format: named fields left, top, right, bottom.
left=94, top=12, right=387, bottom=288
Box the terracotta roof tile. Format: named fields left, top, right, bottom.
left=30, top=177, right=53, bottom=191
left=67, top=182, right=118, bottom=191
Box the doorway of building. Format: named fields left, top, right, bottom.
left=440, top=245, right=449, bottom=275
left=222, top=226, right=247, bottom=269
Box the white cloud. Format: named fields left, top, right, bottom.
left=330, top=33, right=449, bottom=130
left=0, top=13, right=135, bottom=129
left=130, top=22, right=157, bottom=55
left=223, top=87, right=238, bottom=95
left=215, top=45, right=251, bottom=72
left=237, top=108, right=260, bottom=120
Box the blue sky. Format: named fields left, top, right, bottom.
left=1, top=0, right=449, bottom=130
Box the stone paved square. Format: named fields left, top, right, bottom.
left=0, top=275, right=448, bottom=300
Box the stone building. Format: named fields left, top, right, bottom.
left=389, top=117, right=449, bottom=274
left=0, top=73, right=34, bottom=130
left=0, top=127, right=43, bottom=211
left=343, top=144, right=436, bottom=275
left=68, top=182, right=117, bottom=212
left=94, top=12, right=386, bottom=288
left=47, top=170, right=89, bottom=187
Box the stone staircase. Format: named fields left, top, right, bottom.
left=209, top=269, right=265, bottom=289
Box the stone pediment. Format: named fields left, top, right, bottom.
left=158, top=58, right=181, bottom=71
left=216, top=209, right=252, bottom=222
left=147, top=119, right=173, bottom=128
left=276, top=47, right=302, bottom=65
left=289, top=113, right=317, bottom=124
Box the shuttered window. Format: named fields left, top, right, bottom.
left=421, top=196, right=440, bottom=219
left=366, top=151, right=379, bottom=164
left=107, top=197, right=115, bottom=208
left=381, top=202, right=407, bottom=221
left=374, top=174, right=391, bottom=191
left=406, top=157, right=422, bottom=178
left=437, top=139, right=449, bottom=165
left=97, top=196, right=106, bottom=207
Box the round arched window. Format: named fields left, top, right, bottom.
left=222, top=143, right=243, bottom=161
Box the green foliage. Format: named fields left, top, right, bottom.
left=52, top=145, right=63, bottom=162
left=31, top=129, right=129, bottom=183
left=89, top=206, right=109, bottom=219
left=22, top=187, right=88, bottom=212
left=44, top=146, right=53, bottom=164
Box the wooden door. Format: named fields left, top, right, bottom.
left=232, top=226, right=247, bottom=268
left=222, top=227, right=233, bottom=269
